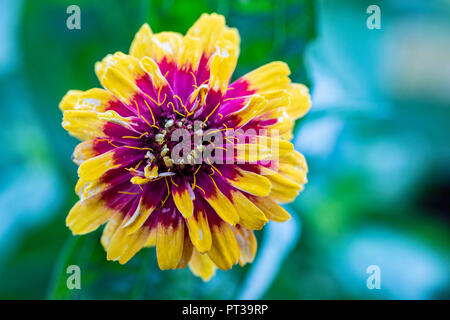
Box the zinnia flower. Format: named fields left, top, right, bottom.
left=60, top=13, right=310, bottom=281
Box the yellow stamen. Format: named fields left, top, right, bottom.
left=139, top=114, right=154, bottom=129
left=107, top=140, right=120, bottom=148
left=157, top=86, right=163, bottom=104
left=134, top=159, right=144, bottom=170
left=190, top=71, right=198, bottom=88
left=174, top=94, right=191, bottom=116
left=224, top=136, right=235, bottom=144
left=196, top=185, right=206, bottom=195
left=168, top=101, right=186, bottom=117
left=191, top=165, right=201, bottom=190
left=142, top=92, right=159, bottom=106
left=208, top=174, right=219, bottom=191
left=131, top=176, right=150, bottom=185
left=160, top=178, right=171, bottom=206
left=159, top=93, right=167, bottom=105
left=118, top=191, right=139, bottom=195
left=122, top=132, right=148, bottom=140
left=210, top=164, right=223, bottom=176
left=144, top=100, right=158, bottom=128
left=123, top=146, right=153, bottom=151
left=202, top=102, right=221, bottom=125
left=205, top=127, right=229, bottom=136
left=170, top=177, right=179, bottom=188
left=135, top=100, right=140, bottom=118
left=223, top=96, right=243, bottom=102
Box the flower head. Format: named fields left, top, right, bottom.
left=60, top=13, right=310, bottom=280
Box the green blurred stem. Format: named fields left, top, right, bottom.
left=46, top=235, right=80, bottom=300
left=46, top=233, right=96, bottom=300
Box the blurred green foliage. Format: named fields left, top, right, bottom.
left=0, top=0, right=448, bottom=300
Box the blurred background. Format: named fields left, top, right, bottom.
left=0, top=0, right=448, bottom=299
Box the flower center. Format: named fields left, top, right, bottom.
left=140, top=115, right=209, bottom=174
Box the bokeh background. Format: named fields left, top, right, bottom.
left=0, top=0, right=449, bottom=299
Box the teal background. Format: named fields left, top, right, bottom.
left=0, top=0, right=448, bottom=299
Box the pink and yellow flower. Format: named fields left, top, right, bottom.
left=60, top=13, right=310, bottom=280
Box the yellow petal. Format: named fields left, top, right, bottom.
left=129, top=23, right=153, bottom=59
left=62, top=110, right=106, bottom=140
left=178, top=35, right=203, bottom=72
left=177, top=235, right=194, bottom=269
left=59, top=88, right=117, bottom=113
left=225, top=167, right=271, bottom=197
left=62, top=109, right=132, bottom=141
left=209, top=39, right=238, bottom=93
left=96, top=52, right=146, bottom=85
left=226, top=95, right=267, bottom=128
left=144, top=224, right=157, bottom=247
left=279, top=149, right=306, bottom=167
left=235, top=143, right=272, bottom=162
left=267, top=116, right=295, bottom=139
left=101, top=213, right=123, bottom=250
left=75, top=178, right=106, bottom=199
left=66, top=196, right=115, bottom=235
left=186, top=202, right=212, bottom=253
left=156, top=215, right=185, bottom=270
left=250, top=196, right=291, bottom=222
left=202, top=182, right=239, bottom=226
left=245, top=136, right=294, bottom=158
left=97, top=109, right=133, bottom=127
left=260, top=167, right=303, bottom=190
left=106, top=221, right=150, bottom=264
left=189, top=249, right=217, bottom=281
left=229, top=190, right=268, bottom=230
left=125, top=205, right=155, bottom=235
left=286, top=83, right=311, bottom=119
left=207, top=221, right=240, bottom=270
left=126, top=182, right=168, bottom=235
left=222, top=27, right=240, bottom=56
left=186, top=13, right=226, bottom=56
left=72, top=140, right=97, bottom=165
left=151, top=32, right=183, bottom=63
left=140, top=56, right=169, bottom=89
left=259, top=89, right=291, bottom=114
left=268, top=188, right=299, bottom=203
left=172, top=186, right=194, bottom=219
left=280, top=130, right=293, bottom=141
left=74, top=179, right=89, bottom=198
left=243, top=61, right=291, bottom=92
left=77, top=150, right=119, bottom=182
left=278, top=163, right=308, bottom=185
left=253, top=107, right=285, bottom=123
left=172, top=177, right=194, bottom=218
left=59, top=90, right=82, bottom=111
left=188, top=84, right=208, bottom=109
left=233, top=227, right=257, bottom=266
left=99, top=66, right=142, bottom=106
left=121, top=197, right=144, bottom=229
